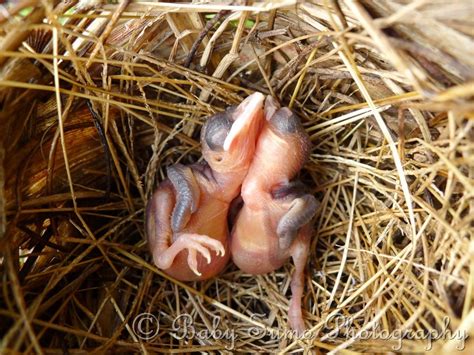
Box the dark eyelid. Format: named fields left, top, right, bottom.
left=269, top=108, right=301, bottom=134
left=203, top=112, right=233, bottom=151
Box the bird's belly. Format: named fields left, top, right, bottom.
left=231, top=207, right=286, bottom=274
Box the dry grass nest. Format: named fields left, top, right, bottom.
left=0, top=0, right=473, bottom=353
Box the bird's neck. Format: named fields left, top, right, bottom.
left=212, top=167, right=249, bottom=201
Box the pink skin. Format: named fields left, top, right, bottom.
left=230, top=96, right=318, bottom=334
left=146, top=93, right=265, bottom=281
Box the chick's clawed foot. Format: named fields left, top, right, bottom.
left=154, top=233, right=225, bottom=276
left=288, top=301, right=306, bottom=336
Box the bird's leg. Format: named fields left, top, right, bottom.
left=153, top=233, right=225, bottom=276
left=288, top=224, right=311, bottom=335
left=146, top=179, right=224, bottom=276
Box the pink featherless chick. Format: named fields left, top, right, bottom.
left=230, top=96, right=319, bottom=333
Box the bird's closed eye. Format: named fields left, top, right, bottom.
left=204, top=112, right=232, bottom=151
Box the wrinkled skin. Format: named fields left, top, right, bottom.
left=146, top=93, right=265, bottom=281
left=230, top=96, right=319, bottom=333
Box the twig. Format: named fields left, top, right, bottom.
left=184, top=9, right=231, bottom=68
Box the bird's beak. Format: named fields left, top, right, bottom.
left=223, top=92, right=265, bottom=152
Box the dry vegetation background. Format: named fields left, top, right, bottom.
left=0, top=0, right=473, bottom=353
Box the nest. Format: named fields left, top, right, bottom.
left=0, top=0, right=473, bottom=353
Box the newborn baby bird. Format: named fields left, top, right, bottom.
left=230, top=96, right=318, bottom=333
left=146, top=93, right=264, bottom=281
